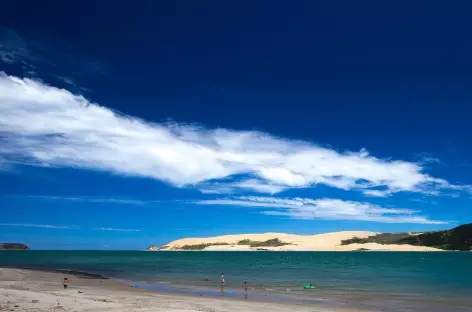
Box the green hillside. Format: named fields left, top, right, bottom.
left=341, top=223, right=472, bottom=251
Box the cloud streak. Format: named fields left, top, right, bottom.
left=27, top=196, right=145, bottom=205
left=95, top=227, right=142, bottom=232
left=196, top=196, right=446, bottom=224
left=0, top=223, right=142, bottom=231
left=0, top=73, right=470, bottom=197
left=0, top=223, right=78, bottom=229
left=0, top=30, right=32, bottom=65
left=0, top=30, right=107, bottom=93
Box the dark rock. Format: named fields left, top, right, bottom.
left=0, top=243, right=29, bottom=250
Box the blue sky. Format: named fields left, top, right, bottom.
left=1, top=1, right=472, bottom=250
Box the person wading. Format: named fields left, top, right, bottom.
left=219, top=273, right=225, bottom=295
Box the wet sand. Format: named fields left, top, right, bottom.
left=0, top=268, right=364, bottom=312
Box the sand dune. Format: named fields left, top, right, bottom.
left=156, top=231, right=440, bottom=251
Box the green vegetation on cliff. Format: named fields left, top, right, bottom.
left=398, top=224, right=472, bottom=251
left=179, top=242, right=229, bottom=250
left=341, top=223, right=472, bottom=251
left=237, top=238, right=291, bottom=247
left=174, top=238, right=291, bottom=250
left=341, top=233, right=415, bottom=245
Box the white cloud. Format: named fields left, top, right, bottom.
left=0, top=73, right=469, bottom=197
left=0, top=223, right=78, bottom=229
left=196, top=196, right=446, bottom=224
left=362, top=190, right=392, bottom=197
left=95, top=227, right=142, bottom=232
left=199, top=185, right=236, bottom=195
left=233, top=179, right=287, bottom=194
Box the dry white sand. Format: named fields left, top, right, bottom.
left=0, top=268, right=365, bottom=312
left=155, top=231, right=440, bottom=251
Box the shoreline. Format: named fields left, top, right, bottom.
left=0, top=267, right=360, bottom=312
left=2, top=266, right=471, bottom=312
left=13, top=267, right=109, bottom=279
left=2, top=266, right=360, bottom=307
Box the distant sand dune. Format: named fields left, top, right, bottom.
left=154, top=231, right=441, bottom=251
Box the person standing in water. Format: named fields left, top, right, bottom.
left=219, top=273, right=225, bottom=295
left=220, top=273, right=225, bottom=285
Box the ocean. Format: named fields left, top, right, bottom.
left=1, top=251, right=471, bottom=311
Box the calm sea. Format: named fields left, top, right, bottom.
left=1, top=251, right=471, bottom=311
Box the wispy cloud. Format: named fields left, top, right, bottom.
left=0, top=223, right=78, bottom=229
left=0, top=74, right=470, bottom=198
left=411, top=197, right=439, bottom=205
left=0, top=157, right=14, bottom=171
left=199, top=179, right=286, bottom=195
left=196, top=196, right=446, bottom=224
left=0, top=30, right=31, bottom=65
left=27, top=196, right=145, bottom=205
left=95, top=227, right=142, bottom=232
left=0, top=29, right=107, bottom=91
left=0, top=223, right=142, bottom=231
left=415, top=152, right=444, bottom=165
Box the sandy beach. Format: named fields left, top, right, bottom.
left=0, top=268, right=366, bottom=312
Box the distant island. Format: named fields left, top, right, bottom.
left=147, top=223, right=472, bottom=251
left=0, top=243, right=29, bottom=250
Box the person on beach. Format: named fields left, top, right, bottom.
left=63, top=277, right=69, bottom=289
left=244, top=281, right=248, bottom=299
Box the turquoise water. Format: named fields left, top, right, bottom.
left=1, top=251, right=471, bottom=311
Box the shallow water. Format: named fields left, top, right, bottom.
left=1, top=251, right=471, bottom=311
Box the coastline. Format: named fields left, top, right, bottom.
left=0, top=267, right=362, bottom=312
left=2, top=266, right=472, bottom=312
